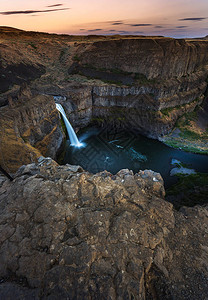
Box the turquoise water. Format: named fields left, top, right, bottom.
left=62, top=126, right=208, bottom=188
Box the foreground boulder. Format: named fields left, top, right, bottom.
left=0, top=158, right=207, bottom=299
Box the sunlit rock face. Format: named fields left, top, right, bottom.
left=0, top=158, right=207, bottom=299
left=0, top=86, right=64, bottom=173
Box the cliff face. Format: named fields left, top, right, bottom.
left=0, top=158, right=207, bottom=299
left=53, top=69, right=206, bottom=138
left=0, top=43, right=45, bottom=96
left=36, top=84, right=94, bottom=131
left=0, top=89, right=64, bottom=173
left=0, top=28, right=208, bottom=153
left=90, top=71, right=206, bottom=137
left=63, top=38, right=208, bottom=137
left=56, top=85, right=93, bottom=129
left=76, top=38, right=208, bottom=79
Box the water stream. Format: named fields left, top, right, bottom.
left=56, top=103, right=83, bottom=147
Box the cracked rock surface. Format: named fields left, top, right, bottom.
left=0, top=157, right=207, bottom=299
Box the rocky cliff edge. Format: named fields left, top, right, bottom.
left=0, top=157, right=207, bottom=299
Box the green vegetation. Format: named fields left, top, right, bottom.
left=162, top=98, right=208, bottom=155
left=160, top=98, right=199, bottom=117
left=109, top=107, right=126, bottom=114
left=160, top=107, right=175, bottom=116
left=166, top=173, right=208, bottom=209
left=82, top=66, right=131, bottom=76
left=65, top=75, right=96, bottom=83
left=179, top=129, right=199, bottom=139
left=164, top=138, right=208, bottom=154
left=117, top=117, right=126, bottom=121
left=183, top=109, right=198, bottom=121
left=176, top=109, right=198, bottom=127
left=160, top=99, right=198, bottom=117
left=94, top=67, right=157, bottom=84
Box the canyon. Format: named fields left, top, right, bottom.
left=0, top=27, right=207, bottom=166
left=0, top=27, right=208, bottom=299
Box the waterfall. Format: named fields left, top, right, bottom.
left=56, top=103, right=83, bottom=147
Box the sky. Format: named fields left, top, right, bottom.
left=0, top=0, right=208, bottom=38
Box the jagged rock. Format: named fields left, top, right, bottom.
left=0, top=159, right=207, bottom=299
left=18, top=83, right=32, bottom=100
left=0, top=91, right=64, bottom=174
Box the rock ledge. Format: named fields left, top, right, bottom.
left=0, top=158, right=207, bottom=299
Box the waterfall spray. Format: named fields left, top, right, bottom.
left=56, top=103, right=83, bottom=147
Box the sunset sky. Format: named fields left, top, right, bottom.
left=0, top=0, right=208, bottom=38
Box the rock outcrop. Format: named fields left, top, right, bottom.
left=0, top=87, right=64, bottom=173
left=0, top=60, right=45, bottom=95
left=0, top=158, right=207, bottom=299
left=76, top=38, right=208, bottom=79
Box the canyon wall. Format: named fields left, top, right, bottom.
left=76, top=38, right=208, bottom=79
left=0, top=29, right=208, bottom=169
left=91, top=71, right=206, bottom=137
left=52, top=68, right=207, bottom=138
left=63, top=38, right=208, bottom=137
left=0, top=87, right=64, bottom=173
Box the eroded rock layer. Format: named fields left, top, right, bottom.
left=0, top=28, right=208, bottom=139
left=76, top=38, right=208, bottom=79
left=0, top=158, right=207, bottom=299
left=0, top=89, right=64, bottom=173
